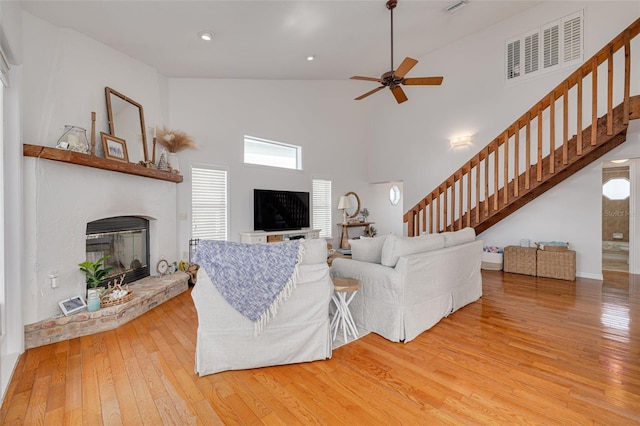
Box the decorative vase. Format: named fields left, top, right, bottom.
left=57, top=125, right=89, bottom=153
left=167, top=152, right=179, bottom=173
left=87, top=290, right=101, bottom=312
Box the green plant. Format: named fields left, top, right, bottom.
left=361, top=208, right=370, bottom=220
left=79, top=256, right=113, bottom=288
left=365, top=226, right=377, bottom=237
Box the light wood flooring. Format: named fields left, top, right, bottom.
left=2, top=270, right=640, bottom=424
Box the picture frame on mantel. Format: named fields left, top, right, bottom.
left=101, top=132, right=130, bottom=163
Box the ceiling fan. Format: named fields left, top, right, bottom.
left=351, top=0, right=444, bottom=104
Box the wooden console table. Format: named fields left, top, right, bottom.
left=338, top=222, right=374, bottom=249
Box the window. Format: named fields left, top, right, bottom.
left=312, top=179, right=332, bottom=238
left=506, top=10, right=583, bottom=83
left=191, top=165, right=228, bottom=240
left=244, top=135, right=302, bottom=170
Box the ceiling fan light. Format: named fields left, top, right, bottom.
left=444, top=0, right=467, bottom=14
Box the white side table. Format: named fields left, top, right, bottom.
left=330, top=277, right=361, bottom=343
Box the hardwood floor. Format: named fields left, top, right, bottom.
left=2, top=270, right=640, bottom=425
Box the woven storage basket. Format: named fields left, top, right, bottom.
left=503, top=246, right=537, bottom=276
left=536, top=250, right=576, bottom=281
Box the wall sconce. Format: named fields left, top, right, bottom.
left=450, top=135, right=472, bottom=148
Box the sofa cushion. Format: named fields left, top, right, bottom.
left=441, top=227, right=476, bottom=248
left=381, top=233, right=446, bottom=267
left=349, top=235, right=387, bottom=264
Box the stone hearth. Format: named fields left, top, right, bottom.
left=24, top=272, right=189, bottom=349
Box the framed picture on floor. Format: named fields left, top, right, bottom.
left=58, top=295, right=87, bottom=316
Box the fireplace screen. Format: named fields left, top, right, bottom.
left=86, top=216, right=150, bottom=287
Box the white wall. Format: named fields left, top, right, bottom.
left=20, top=12, right=177, bottom=323
left=368, top=1, right=640, bottom=278
left=369, top=181, right=404, bottom=237
left=167, top=78, right=372, bottom=252
left=1, top=0, right=23, bottom=401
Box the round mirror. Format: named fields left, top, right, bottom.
left=389, top=185, right=401, bottom=206
left=345, top=191, right=361, bottom=219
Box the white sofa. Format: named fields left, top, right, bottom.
left=330, top=228, right=482, bottom=343
left=191, top=238, right=333, bottom=376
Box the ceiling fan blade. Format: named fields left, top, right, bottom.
left=355, top=86, right=385, bottom=101
left=391, top=86, right=408, bottom=104
left=394, top=57, right=418, bottom=79
left=351, top=76, right=383, bottom=82
left=403, top=76, right=444, bottom=86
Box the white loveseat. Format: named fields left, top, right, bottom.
left=330, top=228, right=482, bottom=343
left=191, top=238, right=333, bottom=376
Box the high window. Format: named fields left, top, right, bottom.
left=312, top=179, right=332, bottom=238
left=506, top=10, right=583, bottom=83
left=244, top=135, right=302, bottom=170
left=191, top=165, right=228, bottom=240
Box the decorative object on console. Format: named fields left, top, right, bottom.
left=156, top=258, right=170, bottom=276
left=57, top=125, right=90, bottom=153
left=100, top=274, right=134, bottom=308
left=337, top=195, right=353, bottom=224
left=101, top=132, right=129, bottom=162
left=79, top=255, right=113, bottom=290
left=360, top=207, right=370, bottom=222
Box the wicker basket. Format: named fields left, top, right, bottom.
left=100, top=290, right=134, bottom=308
left=503, top=246, right=537, bottom=276
left=537, top=250, right=576, bottom=281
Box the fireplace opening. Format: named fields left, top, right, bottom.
left=86, top=216, right=150, bottom=287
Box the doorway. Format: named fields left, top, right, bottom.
left=602, top=161, right=630, bottom=272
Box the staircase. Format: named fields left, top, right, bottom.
left=404, top=18, right=640, bottom=237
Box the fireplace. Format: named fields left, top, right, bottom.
left=86, top=216, right=150, bottom=287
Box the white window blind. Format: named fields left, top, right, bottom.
left=563, top=14, right=582, bottom=63
left=312, top=179, right=332, bottom=238
left=524, top=32, right=539, bottom=75
left=244, top=135, right=302, bottom=170
left=191, top=166, right=228, bottom=240
left=506, top=39, right=521, bottom=80
left=543, top=23, right=560, bottom=69
left=506, top=10, right=582, bottom=83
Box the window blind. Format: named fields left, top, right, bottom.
left=191, top=166, right=228, bottom=240
left=312, top=179, right=332, bottom=238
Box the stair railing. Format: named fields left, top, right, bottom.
left=404, top=18, right=639, bottom=237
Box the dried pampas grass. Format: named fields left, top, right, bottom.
left=156, top=127, right=197, bottom=153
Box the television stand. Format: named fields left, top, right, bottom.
left=240, top=229, right=321, bottom=244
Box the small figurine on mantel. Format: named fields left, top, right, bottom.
left=155, top=127, right=198, bottom=173
left=157, top=149, right=169, bottom=171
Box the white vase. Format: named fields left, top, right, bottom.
left=168, top=152, right=180, bottom=173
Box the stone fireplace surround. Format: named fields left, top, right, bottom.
left=23, top=156, right=179, bottom=328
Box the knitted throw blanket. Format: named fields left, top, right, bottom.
left=192, top=240, right=303, bottom=334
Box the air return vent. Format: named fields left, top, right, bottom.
left=444, top=0, right=467, bottom=13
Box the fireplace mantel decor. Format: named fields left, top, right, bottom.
left=23, top=144, right=183, bottom=183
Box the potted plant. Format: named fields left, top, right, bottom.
left=79, top=255, right=113, bottom=293
left=360, top=208, right=370, bottom=223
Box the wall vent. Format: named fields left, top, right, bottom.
left=444, top=0, right=467, bottom=14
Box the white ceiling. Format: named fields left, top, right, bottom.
left=20, top=0, right=540, bottom=80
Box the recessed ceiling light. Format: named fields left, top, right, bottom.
left=307, top=55, right=315, bottom=61
left=198, top=31, right=214, bottom=41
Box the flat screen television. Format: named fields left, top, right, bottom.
left=254, top=189, right=310, bottom=232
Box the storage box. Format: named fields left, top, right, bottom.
left=503, top=246, right=537, bottom=276
left=537, top=249, right=576, bottom=281
left=481, top=252, right=504, bottom=271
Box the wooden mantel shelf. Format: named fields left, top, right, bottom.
left=23, top=144, right=183, bottom=183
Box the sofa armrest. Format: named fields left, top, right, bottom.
left=396, top=239, right=483, bottom=302
left=331, top=258, right=402, bottom=303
